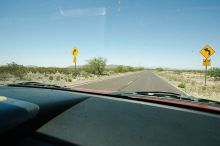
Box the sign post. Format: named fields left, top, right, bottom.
left=205, top=64, right=207, bottom=86
left=202, top=59, right=211, bottom=86
left=72, top=47, right=79, bottom=75
left=74, top=57, right=76, bottom=72
left=200, top=45, right=215, bottom=86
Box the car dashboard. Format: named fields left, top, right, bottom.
left=0, top=86, right=220, bottom=146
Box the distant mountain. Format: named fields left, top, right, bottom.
left=106, top=64, right=145, bottom=69
left=106, top=64, right=120, bottom=69
left=26, top=65, right=39, bottom=67
left=67, top=64, right=120, bottom=69
left=67, top=65, right=85, bottom=68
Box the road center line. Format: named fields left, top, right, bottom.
left=127, top=81, right=133, bottom=85
left=118, top=75, right=142, bottom=91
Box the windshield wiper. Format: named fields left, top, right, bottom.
left=8, top=81, right=68, bottom=89
left=111, top=91, right=220, bottom=106
left=112, top=91, right=191, bottom=100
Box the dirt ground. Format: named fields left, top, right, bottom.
left=0, top=71, right=138, bottom=88
left=155, top=70, right=220, bottom=102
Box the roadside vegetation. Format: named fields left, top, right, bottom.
left=208, top=67, right=220, bottom=81
left=84, top=57, right=107, bottom=75
left=0, top=57, right=144, bottom=86
left=154, top=67, right=220, bottom=102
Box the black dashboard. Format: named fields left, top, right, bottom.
left=0, top=86, right=220, bottom=146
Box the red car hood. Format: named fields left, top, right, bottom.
left=72, top=87, right=220, bottom=113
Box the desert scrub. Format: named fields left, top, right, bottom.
left=174, top=70, right=183, bottom=75
left=0, top=73, right=13, bottom=81
left=68, top=78, right=72, bottom=82
left=72, top=74, right=77, bottom=79
left=155, top=67, right=164, bottom=72
left=208, top=67, right=220, bottom=81
left=56, top=76, right=60, bottom=81
left=84, top=74, right=89, bottom=78
left=178, top=82, right=186, bottom=88
left=49, top=76, right=53, bottom=80
left=155, top=70, right=220, bottom=102
left=191, top=80, right=196, bottom=86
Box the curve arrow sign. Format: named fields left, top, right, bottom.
left=204, top=48, right=211, bottom=55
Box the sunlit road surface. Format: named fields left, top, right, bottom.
left=74, top=70, right=185, bottom=95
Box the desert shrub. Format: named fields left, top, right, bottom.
left=208, top=67, right=220, bottom=81
left=178, top=82, right=186, bottom=88
left=114, top=65, right=137, bottom=73
left=68, top=78, right=72, bottom=82
left=114, top=65, right=125, bottom=73
left=0, top=62, right=27, bottom=79
left=136, top=67, right=145, bottom=71
left=0, top=73, right=13, bottom=81
left=80, top=71, right=90, bottom=78
left=155, top=67, right=164, bottom=72
left=202, top=86, right=206, bottom=91
left=126, top=66, right=134, bottom=72
left=86, top=57, right=107, bottom=75
left=174, top=70, right=182, bottom=75
left=108, top=71, right=115, bottom=75
left=49, top=76, right=53, bottom=80
left=56, top=76, right=60, bottom=81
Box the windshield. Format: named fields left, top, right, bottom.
left=0, top=0, right=220, bottom=102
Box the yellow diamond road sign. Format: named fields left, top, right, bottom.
left=203, top=59, right=211, bottom=66
left=74, top=56, right=77, bottom=63
left=72, top=48, right=79, bottom=56
left=200, top=45, right=215, bottom=59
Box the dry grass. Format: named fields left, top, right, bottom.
left=0, top=72, right=108, bottom=86
left=0, top=71, right=139, bottom=87
left=0, top=63, right=144, bottom=86
left=155, top=70, right=220, bottom=102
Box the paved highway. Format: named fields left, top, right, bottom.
left=74, top=70, right=185, bottom=95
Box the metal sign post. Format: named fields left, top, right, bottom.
left=203, top=59, right=210, bottom=86
left=205, top=65, right=207, bottom=86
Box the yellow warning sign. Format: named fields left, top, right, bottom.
left=72, top=47, right=79, bottom=56
left=74, top=56, right=77, bottom=63
left=203, top=59, right=211, bottom=66
left=200, top=45, right=215, bottom=59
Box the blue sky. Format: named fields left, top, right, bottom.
left=0, top=0, right=220, bottom=69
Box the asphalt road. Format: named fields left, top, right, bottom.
left=75, top=70, right=184, bottom=95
